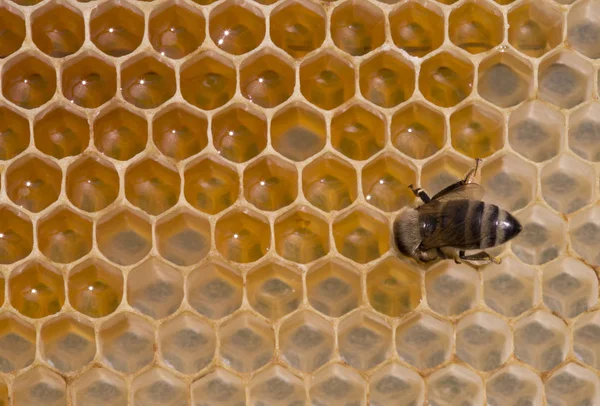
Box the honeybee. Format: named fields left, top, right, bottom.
left=393, top=158, right=522, bottom=265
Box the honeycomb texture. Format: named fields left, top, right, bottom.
left=0, top=0, right=598, bottom=404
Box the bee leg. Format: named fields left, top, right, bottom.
left=408, top=184, right=431, bottom=203
left=416, top=248, right=438, bottom=262
left=459, top=250, right=502, bottom=264
left=463, top=158, right=482, bottom=184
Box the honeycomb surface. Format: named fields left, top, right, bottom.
left=0, top=0, right=599, bottom=404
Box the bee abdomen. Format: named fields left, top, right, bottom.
left=480, top=203, right=500, bottom=249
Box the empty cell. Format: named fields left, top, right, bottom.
left=90, top=1, right=144, bottom=57
left=541, top=154, right=594, bottom=214
left=331, top=0, right=385, bottom=56
left=332, top=207, right=389, bottom=264
left=215, top=209, right=270, bottom=263
left=271, top=102, right=326, bottom=162
left=274, top=206, right=329, bottom=264
left=187, top=261, right=243, bottom=320
left=244, top=155, right=298, bottom=212
left=212, top=104, right=267, bottom=163
left=512, top=204, right=566, bottom=265
left=486, top=365, right=543, bottom=406
left=567, top=0, right=600, bottom=59
left=184, top=156, right=239, bottom=215
left=34, top=105, right=90, bottom=159
left=478, top=51, right=533, bottom=108
left=359, top=50, right=415, bottom=108
left=270, top=0, right=326, bottom=58
left=456, top=312, right=512, bottom=371
left=240, top=50, right=295, bottom=109
left=302, top=153, right=357, bottom=212
left=153, top=104, right=208, bottom=161
left=300, top=51, right=355, bottom=110
left=480, top=153, right=536, bottom=212
left=395, top=313, right=453, bottom=370
left=367, top=257, right=421, bottom=317
left=120, top=54, right=176, bottom=109
left=306, top=258, right=361, bottom=317
left=369, top=363, right=424, bottom=406
left=13, top=366, right=66, bottom=406
left=570, top=203, right=600, bottom=265
left=61, top=52, right=117, bottom=109
left=9, top=260, right=65, bottom=319
left=2, top=53, right=56, bottom=109
left=191, top=369, right=245, bottom=406
left=574, top=310, right=600, bottom=369
left=427, top=365, right=483, bottom=406
left=389, top=1, right=444, bottom=57
left=545, top=363, right=600, bottom=405
left=0, top=313, right=35, bottom=372
left=508, top=0, right=563, bottom=58
left=249, top=365, right=306, bottom=406
left=68, top=258, right=123, bottom=318
left=132, top=367, right=188, bottom=406
left=331, top=103, right=385, bottom=161
left=310, top=364, right=366, bottom=406
left=156, top=209, right=211, bottom=266
left=391, top=102, right=445, bottom=160
left=32, top=1, right=84, bottom=57
left=0, top=5, right=25, bottom=58
left=450, top=102, right=505, bottom=159
left=40, top=315, right=96, bottom=373
left=71, top=368, right=127, bottom=406
left=247, top=260, right=302, bottom=320
left=338, top=310, right=392, bottom=370
left=538, top=50, right=593, bottom=109
left=426, top=261, right=480, bottom=317
left=66, top=155, right=119, bottom=213
left=96, top=209, right=152, bottom=266
left=569, top=102, right=600, bottom=162
left=149, top=0, right=205, bottom=59
left=125, top=157, right=180, bottom=216
left=419, top=51, right=474, bottom=108
left=209, top=0, right=265, bottom=55
left=0, top=106, right=29, bottom=160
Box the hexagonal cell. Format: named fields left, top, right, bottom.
left=338, top=310, right=392, bottom=370
left=31, top=1, right=84, bottom=57
left=359, top=50, right=415, bottom=108
left=478, top=51, right=533, bottom=108
left=120, top=54, right=176, bottom=109
left=570, top=203, right=600, bottom=265
left=310, top=363, right=366, bottom=406
left=512, top=204, right=566, bottom=265
left=0, top=313, right=35, bottom=372
left=482, top=256, right=538, bottom=317
left=487, top=364, right=543, bottom=406
left=158, top=312, right=216, bottom=374
left=546, top=363, right=600, bottom=406
left=302, top=153, right=357, bottom=212
left=362, top=153, right=416, bottom=212
left=40, top=315, right=95, bottom=373
left=191, top=369, right=245, bottom=406
left=219, top=311, right=274, bottom=373
left=13, top=366, right=66, bottom=406
left=448, top=0, right=504, bottom=54
left=514, top=310, right=569, bottom=371
left=6, top=154, right=61, bottom=213
left=68, top=258, right=123, bottom=318
left=149, top=0, right=205, bottom=59
left=389, top=1, right=444, bottom=58
left=38, top=206, right=92, bottom=264
left=541, top=154, right=594, bottom=214
left=2, top=53, right=56, bottom=109
left=420, top=152, right=472, bottom=197
left=395, top=313, right=453, bottom=370
left=426, top=262, right=480, bottom=317
left=427, top=365, right=483, bottom=406
left=93, top=105, right=148, bottom=161
left=300, top=51, right=355, bottom=110
left=212, top=104, right=267, bottom=163
left=391, top=102, right=445, bottom=160
left=9, top=260, right=64, bottom=319
left=99, top=312, right=155, bottom=374
left=307, top=259, right=361, bottom=317
left=331, top=0, right=385, bottom=56
left=249, top=364, right=305, bottom=406
left=574, top=311, right=600, bottom=369
left=152, top=104, right=208, bottom=161
left=247, top=261, right=302, bottom=319
left=508, top=100, right=564, bottom=163
left=156, top=209, right=210, bottom=266
left=333, top=208, right=389, bottom=264
left=0, top=5, right=25, bottom=58
left=66, top=155, right=119, bottom=213
left=128, top=258, right=183, bottom=320
left=96, top=208, right=152, bottom=266
left=187, top=261, right=243, bottom=320
left=34, top=106, right=89, bottom=159
left=90, top=1, right=144, bottom=57
left=569, top=102, right=600, bottom=162
left=180, top=52, right=236, bottom=111
left=456, top=312, right=512, bottom=372
left=125, top=158, right=180, bottom=216
left=508, top=0, right=563, bottom=58
left=215, top=209, right=271, bottom=263
left=331, top=103, right=385, bottom=161
left=274, top=206, right=329, bottom=264
left=480, top=154, right=536, bottom=212
left=279, top=310, right=334, bottom=373
left=61, top=53, right=116, bottom=109
left=0, top=205, right=33, bottom=264
left=543, top=257, right=598, bottom=319
left=367, top=257, right=421, bottom=317
left=271, top=102, right=326, bottom=162
left=244, top=155, right=298, bottom=212
left=132, top=367, right=187, bottom=406
left=450, top=102, right=504, bottom=159
left=369, top=363, right=424, bottom=406
left=71, top=368, right=127, bottom=406
left=269, top=0, right=326, bottom=58
left=240, top=50, right=295, bottom=108
left=568, top=0, right=600, bottom=59
left=0, top=105, right=29, bottom=160
left=209, top=0, right=265, bottom=55
left=419, top=51, right=474, bottom=108
left=184, top=156, right=239, bottom=215
left=538, top=50, right=593, bottom=109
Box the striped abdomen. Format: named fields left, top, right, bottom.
left=418, top=199, right=522, bottom=250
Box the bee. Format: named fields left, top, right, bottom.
left=393, top=158, right=522, bottom=265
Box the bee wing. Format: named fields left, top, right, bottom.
left=430, top=183, right=485, bottom=202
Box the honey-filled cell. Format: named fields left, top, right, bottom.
left=90, top=1, right=144, bottom=57
left=270, top=0, right=326, bottom=58
left=302, top=153, right=357, bottom=213
left=0, top=105, right=29, bottom=160
left=34, top=105, right=89, bottom=159
left=9, top=260, right=65, bottom=319
left=0, top=5, right=25, bottom=58
left=212, top=104, right=267, bottom=163
left=240, top=50, right=295, bottom=108
left=448, top=0, right=504, bottom=54
left=120, top=54, right=176, bottom=109
left=300, top=51, right=355, bottom=110
left=6, top=154, right=62, bottom=213
left=331, top=103, right=386, bottom=161
left=271, top=102, right=326, bottom=162
left=152, top=104, right=208, bottom=161
left=66, top=155, right=119, bottom=213
left=330, top=0, right=385, bottom=56
left=2, top=53, right=56, bottom=109
left=184, top=156, right=239, bottom=215
left=391, top=102, right=446, bottom=160
left=362, top=153, right=416, bottom=212
left=419, top=51, right=474, bottom=108
left=508, top=0, right=563, bottom=58
left=61, top=52, right=117, bottom=109
left=359, top=50, right=415, bottom=108
left=31, top=1, right=84, bottom=58
left=389, top=1, right=444, bottom=58
left=244, top=155, right=298, bottom=212
left=68, top=258, right=123, bottom=318
left=209, top=0, right=265, bottom=55
left=215, top=209, right=271, bottom=263
left=93, top=105, right=148, bottom=161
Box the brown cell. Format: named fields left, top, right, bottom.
left=209, top=0, right=265, bottom=55
left=61, top=52, right=117, bottom=109
left=90, top=1, right=144, bottom=57
left=184, top=156, right=239, bottom=215
left=93, top=105, right=148, bottom=161
left=331, top=0, right=385, bottom=56
left=152, top=104, right=208, bottom=161
left=125, top=157, right=180, bottom=216
left=180, top=52, right=237, bottom=110
left=37, top=206, right=93, bottom=264
left=66, top=154, right=120, bottom=213
left=6, top=154, right=62, bottom=213
left=0, top=205, right=33, bottom=265
left=1, top=53, right=56, bottom=109
left=9, top=260, right=65, bottom=319
left=389, top=1, right=444, bottom=57
left=31, top=1, right=84, bottom=57
left=120, top=54, right=176, bottom=109
left=212, top=104, right=267, bottom=163
left=240, top=50, right=295, bottom=108
left=0, top=5, right=25, bottom=58
left=34, top=105, right=90, bottom=159
left=0, top=106, right=29, bottom=160
left=149, top=0, right=205, bottom=59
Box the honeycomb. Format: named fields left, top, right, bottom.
left=0, top=0, right=598, bottom=404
